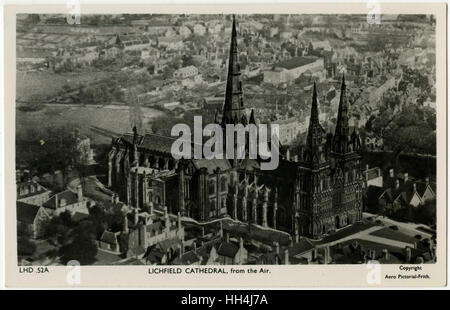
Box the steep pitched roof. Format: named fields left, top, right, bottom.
left=43, top=190, right=79, bottom=209
left=17, top=180, right=50, bottom=199
left=217, top=241, right=239, bottom=258
left=17, top=201, right=41, bottom=224
left=100, top=231, right=118, bottom=245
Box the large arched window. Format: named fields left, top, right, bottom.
left=208, top=179, right=216, bottom=196
left=220, top=176, right=227, bottom=192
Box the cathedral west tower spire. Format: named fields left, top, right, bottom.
left=304, top=81, right=326, bottom=165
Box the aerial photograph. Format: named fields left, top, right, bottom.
left=15, top=13, right=436, bottom=266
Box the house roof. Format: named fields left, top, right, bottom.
left=100, top=231, right=118, bottom=245
left=17, top=201, right=41, bottom=224
left=273, top=56, right=318, bottom=70
left=158, top=237, right=182, bottom=253
left=17, top=180, right=49, bottom=199
left=173, top=250, right=201, bottom=265
left=291, top=238, right=315, bottom=256
left=217, top=241, right=239, bottom=258
left=43, top=190, right=79, bottom=209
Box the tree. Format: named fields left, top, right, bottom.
left=18, top=236, right=37, bottom=257
left=59, top=234, right=98, bottom=265
left=414, top=199, right=436, bottom=226
left=372, top=105, right=436, bottom=166
left=59, top=220, right=98, bottom=265
left=43, top=213, right=72, bottom=245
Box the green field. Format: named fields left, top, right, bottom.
left=16, top=104, right=165, bottom=145
left=16, top=70, right=109, bottom=102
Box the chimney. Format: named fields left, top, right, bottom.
left=366, top=164, right=369, bottom=171
left=177, top=212, right=182, bottom=230
left=324, top=246, right=330, bottom=264
left=382, top=249, right=390, bottom=260
left=405, top=246, right=412, bottom=263
left=404, top=173, right=409, bottom=182
left=413, top=183, right=417, bottom=192
left=123, top=214, right=129, bottom=233
left=284, top=249, right=290, bottom=265
left=274, top=242, right=280, bottom=255
left=178, top=243, right=184, bottom=256
left=149, top=201, right=154, bottom=214
left=372, top=249, right=377, bottom=260
left=164, top=206, right=170, bottom=232
left=286, top=148, right=290, bottom=161
left=425, top=177, right=430, bottom=185
left=134, top=208, right=139, bottom=225
left=77, top=184, right=83, bottom=202
left=389, top=168, right=394, bottom=178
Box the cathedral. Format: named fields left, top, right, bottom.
left=108, top=16, right=363, bottom=240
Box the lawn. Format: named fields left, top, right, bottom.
left=16, top=104, right=166, bottom=145
left=222, top=219, right=292, bottom=246
left=369, top=227, right=418, bottom=244
left=319, top=220, right=377, bottom=244
left=17, top=70, right=110, bottom=101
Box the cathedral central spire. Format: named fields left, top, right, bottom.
left=221, top=14, right=246, bottom=127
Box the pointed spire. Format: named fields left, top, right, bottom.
left=221, top=14, right=245, bottom=127
left=214, top=109, right=219, bottom=124
left=249, top=109, right=256, bottom=124
left=310, top=81, right=319, bottom=124
left=305, top=81, right=325, bottom=164
left=333, top=74, right=351, bottom=154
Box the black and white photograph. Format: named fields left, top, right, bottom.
left=13, top=11, right=439, bottom=270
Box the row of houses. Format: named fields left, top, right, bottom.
left=364, top=166, right=436, bottom=216
left=16, top=180, right=93, bottom=238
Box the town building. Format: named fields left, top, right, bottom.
left=173, top=65, right=199, bottom=79
left=42, top=185, right=92, bottom=217
left=17, top=201, right=52, bottom=238
left=17, top=180, right=52, bottom=206
left=263, top=56, right=325, bottom=85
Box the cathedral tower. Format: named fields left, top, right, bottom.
left=296, top=82, right=332, bottom=239
left=330, top=75, right=363, bottom=229
left=221, top=15, right=246, bottom=127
